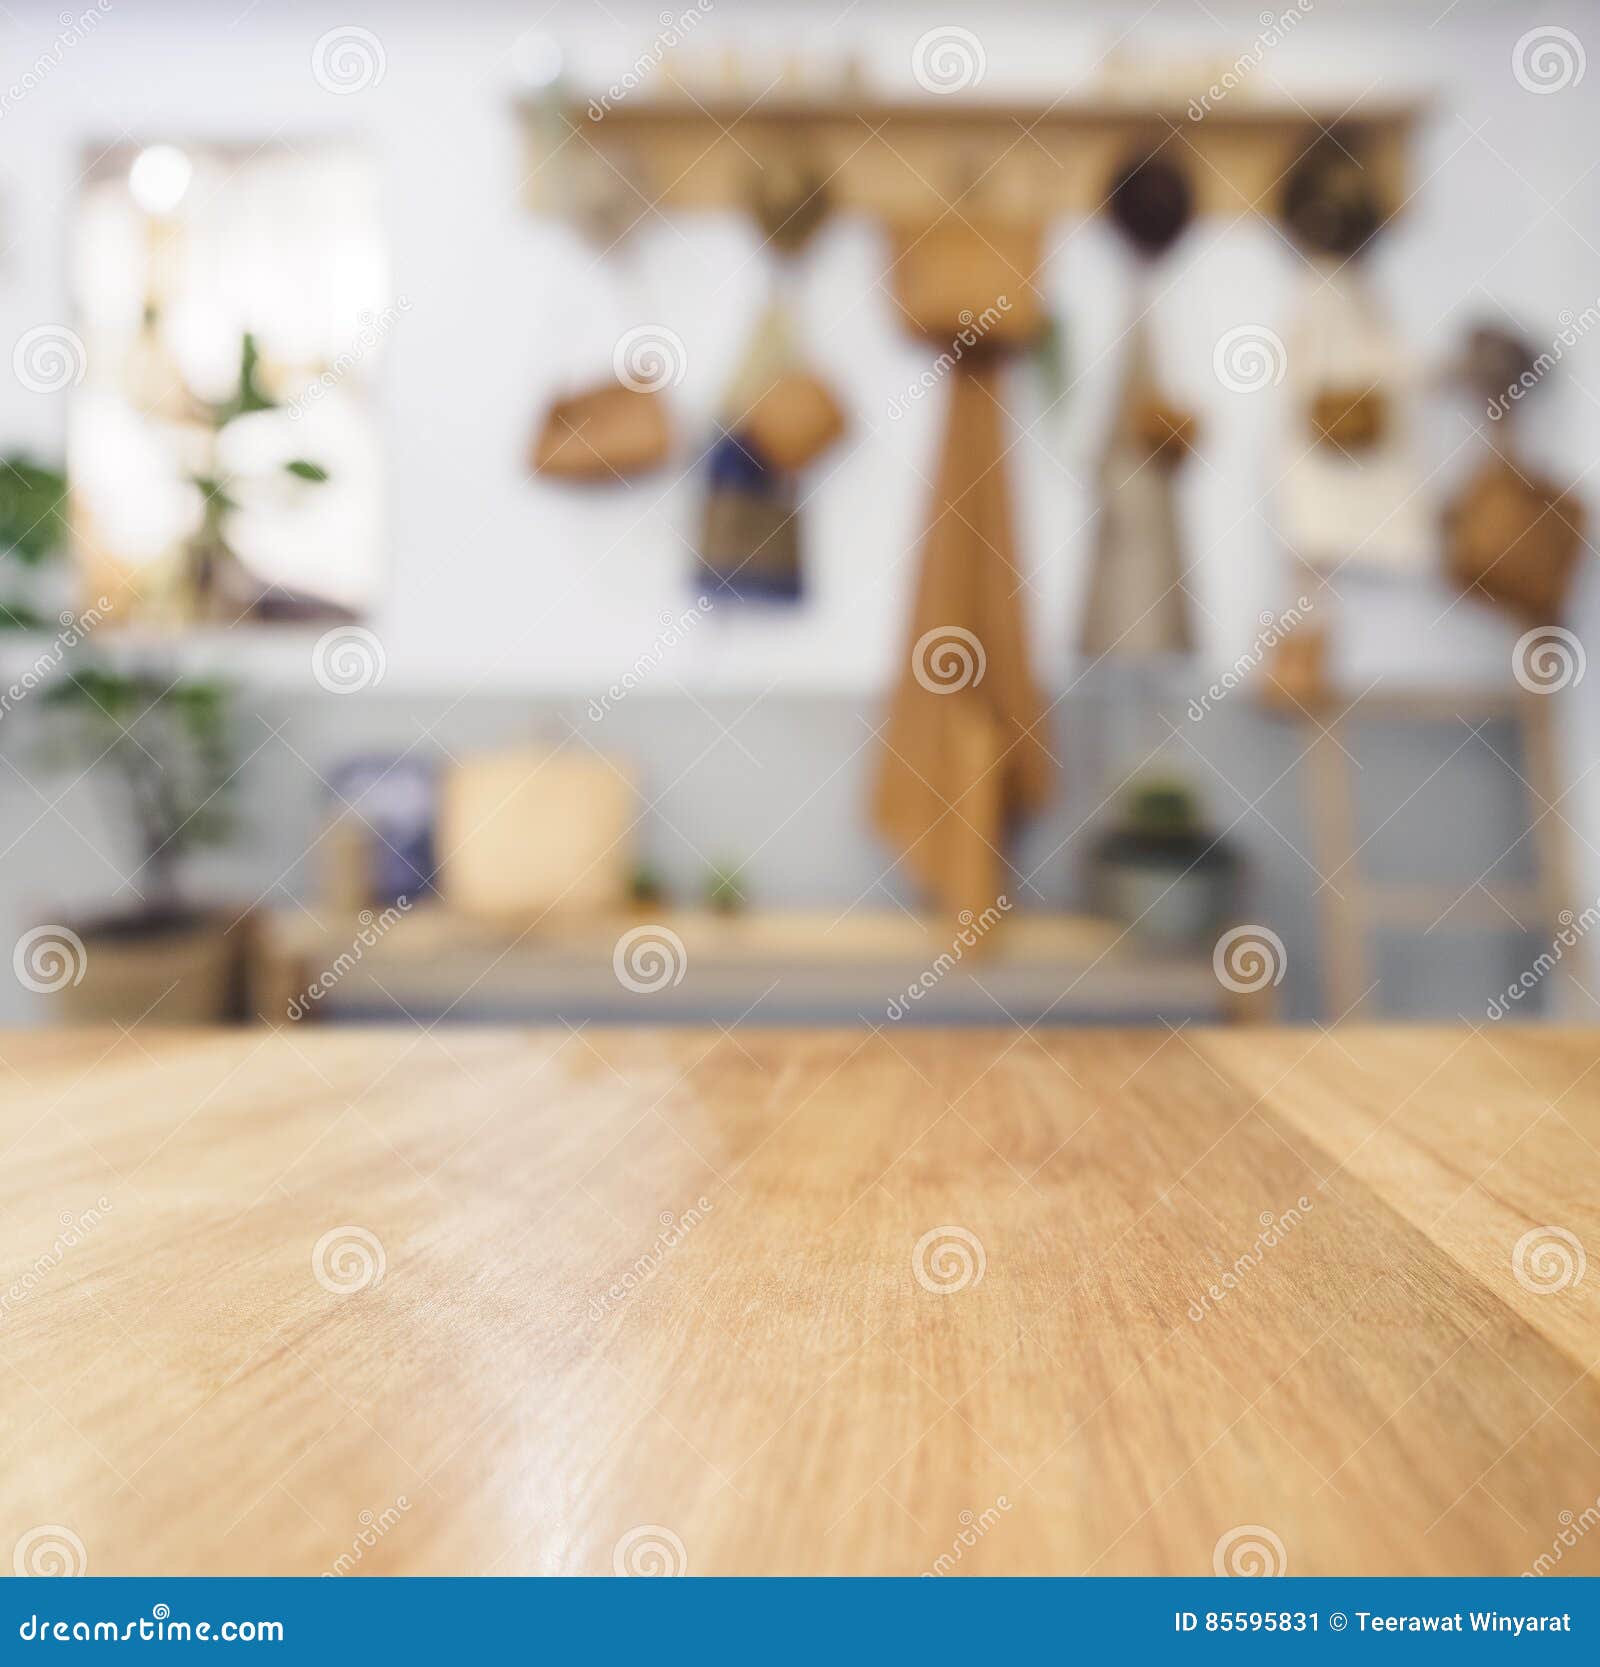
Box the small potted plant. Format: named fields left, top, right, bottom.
left=1088, top=778, right=1240, bottom=950
left=31, top=665, right=246, bottom=1022
left=628, top=861, right=666, bottom=911
left=0, top=456, right=68, bottom=628
left=704, top=859, right=745, bottom=916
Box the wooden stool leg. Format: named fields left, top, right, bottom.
left=1306, top=718, right=1369, bottom=1020
left=1520, top=689, right=1578, bottom=1016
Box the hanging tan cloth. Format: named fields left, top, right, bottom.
left=1277, top=264, right=1429, bottom=574
left=871, top=356, right=1053, bottom=919
left=1078, top=311, right=1196, bottom=657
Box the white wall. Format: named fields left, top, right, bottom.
left=0, top=0, right=1597, bottom=956
left=0, top=0, right=1594, bottom=688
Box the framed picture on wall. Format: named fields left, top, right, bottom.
left=68, top=139, right=392, bottom=627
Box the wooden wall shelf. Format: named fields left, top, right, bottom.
left=254, top=904, right=1272, bottom=1026
left=523, top=94, right=1424, bottom=224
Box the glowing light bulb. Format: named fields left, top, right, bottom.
left=511, top=30, right=563, bottom=90
left=129, top=145, right=192, bottom=215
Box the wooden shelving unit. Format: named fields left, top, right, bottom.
left=522, top=93, right=1424, bottom=223
left=1286, top=688, right=1573, bottom=1019
left=254, top=905, right=1271, bottom=1027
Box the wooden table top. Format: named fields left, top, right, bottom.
left=2, top=1026, right=1597, bottom=1577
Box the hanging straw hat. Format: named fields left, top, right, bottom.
left=1280, top=138, right=1383, bottom=258
left=1106, top=152, right=1193, bottom=259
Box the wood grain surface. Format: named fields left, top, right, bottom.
left=1, top=1027, right=1597, bottom=1577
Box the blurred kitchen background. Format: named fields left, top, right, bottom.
left=0, top=0, right=1597, bottom=1028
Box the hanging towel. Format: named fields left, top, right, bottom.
left=871, top=356, right=1053, bottom=919
left=1078, top=311, right=1196, bottom=658
left=1277, top=266, right=1429, bottom=574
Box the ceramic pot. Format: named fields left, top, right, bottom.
left=1089, top=828, right=1240, bottom=950
left=53, top=909, right=245, bottom=1025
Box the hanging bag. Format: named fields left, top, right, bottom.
left=529, top=160, right=675, bottom=483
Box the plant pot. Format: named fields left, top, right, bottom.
left=52, top=908, right=247, bottom=1025
left=1089, top=829, right=1239, bottom=951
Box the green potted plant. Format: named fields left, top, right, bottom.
left=0, top=457, right=68, bottom=629
left=1087, top=778, right=1240, bottom=950
left=628, top=861, right=666, bottom=910
left=704, top=859, right=745, bottom=916
left=33, top=665, right=246, bottom=1022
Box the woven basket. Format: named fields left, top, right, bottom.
left=891, top=219, right=1044, bottom=347
left=1444, top=457, right=1586, bottom=619
left=747, top=372, right=846, bottom=470
left=531, top=385, right=671, bottom=481
left=1310, top=385, right=1388, bottom=450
